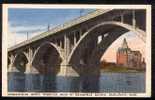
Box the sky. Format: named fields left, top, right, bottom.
left=8, top=8, right=145, bottom=62
left=8, top=8, right=94, bottom=47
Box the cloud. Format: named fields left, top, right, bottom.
left=8, top=22, right=47, bottom=34
left=8, top=32, right=26, bottom=47
left=8, top=22, right=48, bottom=47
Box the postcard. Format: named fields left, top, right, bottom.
left=2, top=4, right=151, bottom=97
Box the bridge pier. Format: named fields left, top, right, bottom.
left=8, top=55, right=20, bottom=72
left=24, top=47, right=40, bottom=74
left=57, top=61, right=79, bottom=77
left=56, top=34, right=79, bottom=77
left=24, top=63, right=39, bottom=74
left=8, top=65, right=20, bottom=72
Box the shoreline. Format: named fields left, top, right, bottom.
left=100, top=71, right=145, bottom=73
left=100, top=66, right=145, bottom=73
left=100, top=69, right=145, bottom=73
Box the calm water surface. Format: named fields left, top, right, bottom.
left=8, top=72, right=145, bottom=92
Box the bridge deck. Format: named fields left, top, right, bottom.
left=8, top=9, right=112, bottom=52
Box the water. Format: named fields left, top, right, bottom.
left=8, top=72, right=145, bottom=93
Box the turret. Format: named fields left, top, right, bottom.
left=121, top=38, right=128, bottom=49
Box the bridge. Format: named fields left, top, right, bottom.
left=8, top=9, right=146, bottom=77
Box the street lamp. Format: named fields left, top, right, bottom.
left=47, top=23, right=50, bottom=31
left=14, top=32, right=16, bottom=45
left=26, top=32, right=29, bottom=40
left=80, top=9, right=84, bottom=17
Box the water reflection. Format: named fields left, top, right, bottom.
left=56, top=77, right=80, bottom=92
left=25, top=74, right=57, bottom=92
left=8, top=72, right=25, bottom=92
left=80, top=75, right=99, bottom=92
left=8, top=72, right=145, bottom=92
left=99, top=73, right=145, bottom=93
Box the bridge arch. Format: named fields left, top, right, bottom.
left=8, top=57, right=11, bottom=67
left=68, top=21, right=146, bottom=75
left=31, top=41, right=62, bottom=74
left=12, top=52, right=29, bottom=73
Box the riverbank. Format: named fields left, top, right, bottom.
left=100, top=66, right=145, bottom=73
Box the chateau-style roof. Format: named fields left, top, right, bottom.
left=117, top=38, right=130, bottom=53
left=121, top=38, right=128, bottom=49
left=117, top=38, right=142, bottom=57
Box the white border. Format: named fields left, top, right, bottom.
left=2, top=4, right=152, bottom=97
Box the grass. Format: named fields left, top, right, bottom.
left=100, top=66, right=145, bottom=73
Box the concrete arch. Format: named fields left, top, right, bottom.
left=8, top=57, right=11, bottom=64
left=8, top=56, right=12, bottom=68
left=67, top=21, right=146, bottom=75
left=68, top=21, right=146, bottom=64
left=31, top=41, right=62, bottom=63
left=13, top=52, right=29, bottom=65
left=13, top=52, right=29, bottom=73
left=31, top=41, right=63, bottom=74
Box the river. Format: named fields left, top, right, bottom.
left=8, top=72, right=145, bottom=93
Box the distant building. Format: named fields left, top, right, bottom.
left=100, top=60, right=116, bottom=68
left=116, top=38, right=145, bottom=69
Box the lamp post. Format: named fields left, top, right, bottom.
left=14, top=32, right=16, bottom=45
left=47, top=23, right=50, bottom=31
left=80, top=9, right=84, bottom=17
left=27, top=32, right=29, bottom=40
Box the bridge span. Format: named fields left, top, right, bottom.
left=8, top=9, right=146, bottom=77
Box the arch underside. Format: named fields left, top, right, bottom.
left=13, top=53, right=28, bottom=73
left=8, top=57, right=11, bottom=68
left=68, top=21, right=146, bottom=76
left=11, top=42, right=62, bottom=74
left=31, top=42, right=62, bottom=75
